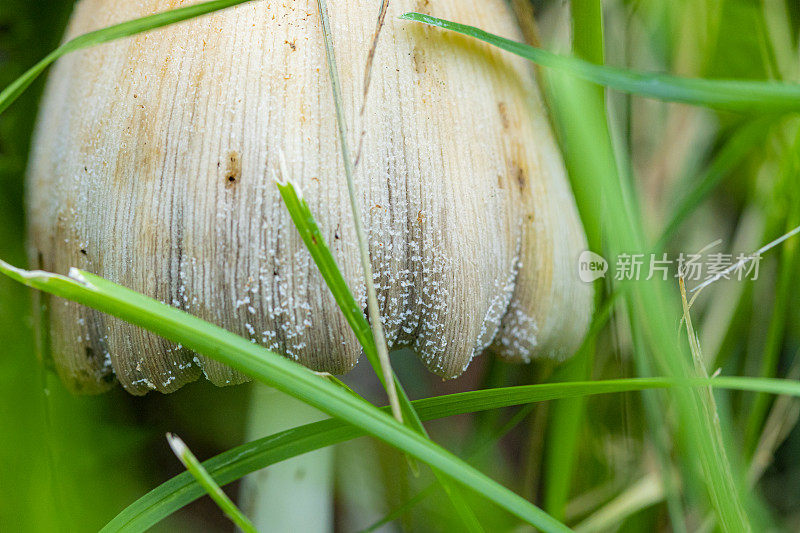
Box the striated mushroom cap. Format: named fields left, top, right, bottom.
left=26, top=0, right=592, bottom=395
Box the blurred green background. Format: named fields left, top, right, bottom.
left=2, top=0, right=800, bottom=531
left=0, top=2, right=253, bottom=530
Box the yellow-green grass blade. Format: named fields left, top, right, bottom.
left=541, top=0, right=605, bottom=520
left=404, top=13, right=759, bottom=529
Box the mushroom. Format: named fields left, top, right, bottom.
left=26, top=0, right=592, bottom=396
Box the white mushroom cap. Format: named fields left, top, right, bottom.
left=26, top=0, right=592, bottom=394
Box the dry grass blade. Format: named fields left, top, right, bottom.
left=574, top=474, right=664, bottom=533
left=354, top=0, right=391, bottom=169
left=679, top=277, right=749, bottom=529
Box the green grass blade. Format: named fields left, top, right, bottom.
left=475, top=14, right=753, bottom=527
left=629, top=306, right=688, bottom=533
left=542, top=0, right=604, bottom=519
left=744, top=133, right=800, bottom=455
left=165, top=434, right=257, bottom=533
left=275, top=177, right=482, bottom=531
left=0, top=0, right=255, bottom=116
left=99, top=375, right=800, bottom=532
left=275, top=177, right=425, bottom=429
left=0, top=260, right=564, bottom=532
left=399, top=12, right=800, bottom=113
left=361, top=403, right=537, bottom=532
left=275, top=179, right=382, bottom=385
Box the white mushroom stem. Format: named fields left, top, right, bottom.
left=240, top=384, right=334, bottom=532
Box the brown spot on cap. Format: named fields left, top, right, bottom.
left=517, top=167, right=527, bottom=191
left=224, top=151, right=241, bottom=188
left=509, top=160, right=527, bottom=192
left=498, top=102, right=510, bottom=130
left=411, top=47, right=425, bottom=74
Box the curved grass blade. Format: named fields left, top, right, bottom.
left=492, top=17, right=755, bottom=526
left=166, top=434, right=257, bottom=533
left=275, top=176, right=425, bottom=427
left=0, top=0, right=256, bottom=116
left=276, top=175, right=482, bottom=531
left=0, top=260, right=567, bottom=533
left=100, top=375, right=800, bottom=532
left=399, top=13, right=800, bottom=114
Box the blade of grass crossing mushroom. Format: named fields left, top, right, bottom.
left=99, top=375, right=800, bottom=532
left=275, top=167, right=422, bottom=431
left=0, top=260, right=556, bottom=530
left=399, top=13, right=800, bottom=114
left=275, top=172, right=484, bottom=532
left=275, top=167, right=428, bottom=450
left=166, top=434, right=257, bottom=533
left=536, top=2, right=687, bottom=522
left=309, top=3, right=483, bottom=529
left=0, top=0, right=256, bottom=116
left=314, top=0, right=401, bottom=424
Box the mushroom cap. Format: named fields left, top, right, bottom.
left=27, top=0, right=592, bottom=394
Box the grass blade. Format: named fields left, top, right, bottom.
left=399, top=12, right=800, bottom=113
left=275, top=175, right=425, bottom=428
left=100, top=375, right=800, bottom=532
left=541, top=0, right=605, bottom=519
left=0, top=260, right=566, bottom=533
left=0, top=0, right=255, bottom=116
left=573, top=474, right=663, bottom=533
left=166, top=434, right=257, bottom=533
left=275, top=175, right=483, bottom=531
left=439, top=10, right=755, bottom=527
left=314, top=0, right=401, bottom=422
